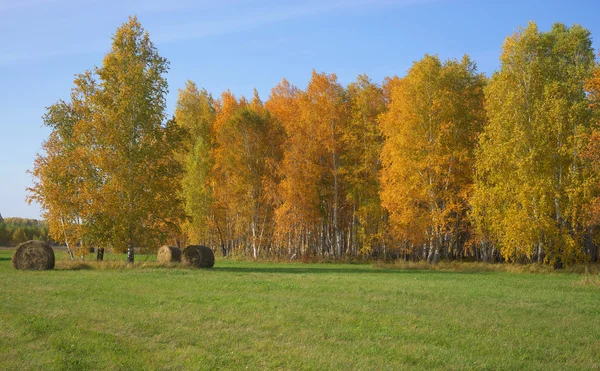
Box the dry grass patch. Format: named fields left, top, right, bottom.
left=55, top=260, right=184, bottom=271
left=372, top=260, right=600, bottom=274
left=576, top=274, right=600, bottom=287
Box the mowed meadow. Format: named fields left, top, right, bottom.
left=7, top=12, right=600, bottom=371
left=1, top=249, right=599, bottom=370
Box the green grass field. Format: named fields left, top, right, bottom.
left=1, top=249, right=599, bottom=370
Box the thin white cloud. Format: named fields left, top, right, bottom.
left=125, top=0, right=243, bottom=13
left=0, top=40, right=108, bottom=67
left=153, top=0, right=433, bottom=44
left=0, top=0, right=62, bottom=13
left=0, top=0, right=435, bottom=66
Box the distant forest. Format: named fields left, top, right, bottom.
left=28, top=17, right=600, bottom=265
left=0, top=214, right=52, bottom=247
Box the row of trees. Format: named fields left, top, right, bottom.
left=0, top=215, right=51, bottom=246
left=30, top=17, right=600, bottom=264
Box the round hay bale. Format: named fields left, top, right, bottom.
left=182, top=245, right=214, bottom=268
left=157, top=245, right=181, bottom=263
left=12, top=240, right=55, bottom=270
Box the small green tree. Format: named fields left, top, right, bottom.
left=175, top=81, right=216, bottom=246
left=0, top=222, right=10, bottom=246
left=12, top=228, right=28, bottom=245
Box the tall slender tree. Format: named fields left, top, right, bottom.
left=380, top=55, right=486, bottom=262
left=175, top=81, right=216, bottom=247
left=582, top=55, right=600, bottom=261
left=472, top=22, right=595, bottom=264
left=28, top=74, right=98, bottom=260
left=212, top=91, right=246, bottom=255
left=270, top=71, right=348, bottom=257
left=30, top=16, right=184, bottom=262
left=343, top=75, right=386, bottom=256
left=93, top=16, right=185, bottom=262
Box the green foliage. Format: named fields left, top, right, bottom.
left=0, top=218, right=50, bottom=246
left=0, top=223, right=9, bottom=246
left=12, top=228, right=28, bottom=245
left=175, top=81, right=216, bottom=245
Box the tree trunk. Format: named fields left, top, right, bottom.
left=80, top=239, right=85, bottom=261
left=330, top=120, right=341, bottom=259
left=251, top=222, right=258, bottom=259
left=59, top=216, right=75, bottom=260
left=215, top=220, right=227, bottom=257
left=97, top=247, right=104, bottom=261
left=432, top=248, right=440, bottom=264
left=127, top=244, right=134, bottom=263
left=481, top=241, right=489, bottom=262
left=426, top=234, right=434, bottom=262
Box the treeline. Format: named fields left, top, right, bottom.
left=30, top=17, right=600, bottom=265
left=0, top=215, right=51, bottom=246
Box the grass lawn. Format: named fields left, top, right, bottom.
left=1, top=249, right=599, bottom=370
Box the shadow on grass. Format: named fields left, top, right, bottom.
left=0, top=257, right=12, bottom=262
left=211, top=265, right=438, bottom=275
left=60, top=263, right=95, bottom=271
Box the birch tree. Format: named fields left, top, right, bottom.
left=472, top=22, right=595, bottom=264
left=176, top=81, right=216, bottom=247
left=343, top=75, right=386, bottom=256
left=380, top=55, right=486, bottom=262
left=30, top=16, right=184, bottom=262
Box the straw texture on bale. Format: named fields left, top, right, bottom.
left=157, top=245, right=181, bottom=263
left=182, top=245, right=215, bottom=268
left=12, top=240, right=55, bottom=270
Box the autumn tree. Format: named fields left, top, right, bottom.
left=175, top=81, right=216, bottom=247
left=28, top=78, right=98, bottom=260
left=30, top=16, right=184, bottom=262
left=216, top=91, right=281, bottom=257
left=582, top=56, right=600, bottom=261
left=211, top=91, right=247, bottom=255
left=342, top=75, right=386, bottom=256
left=91, top=17, right=185, bottom=262
left=380, top=55, right=486, bottom=262
left=269, top=71, right=349, bottom=257
left=265, top=79, right=301, bottom=255
left=12, top=228, right=28, bottom=245
left=199, top=89, right=282, bottom=257
left=249, top=90, right=285, bottom=257
left=472, top=22, right=596, bottom=264
left=0, top=222, right=9, bottom=247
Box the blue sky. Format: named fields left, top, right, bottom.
left=1, top=0, right=599, bottom=219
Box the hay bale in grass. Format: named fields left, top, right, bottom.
left=12, top=240, right=55, bottom=270
left=182, top=245, right=214, bottom=268
left=157, top=245, right=181, bottom=263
